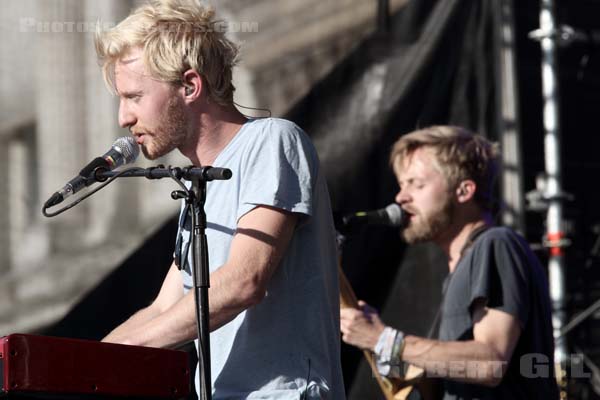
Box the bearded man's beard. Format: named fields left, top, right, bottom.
left=402, top=194, right=455, bottom=244
left=141, top=96, right=189, bottom=160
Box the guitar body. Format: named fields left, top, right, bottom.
left=392, top=365, right=442, bottom=400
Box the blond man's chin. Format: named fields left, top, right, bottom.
left=141, top=144, right=160, bottom=160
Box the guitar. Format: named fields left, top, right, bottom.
left=338, top=266, right=441, bottom=399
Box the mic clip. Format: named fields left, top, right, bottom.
left=171, top=190, right=190, bottom=201
left=145, top=164, right=166, bottom=180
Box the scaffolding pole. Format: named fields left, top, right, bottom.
left=530, top=0, right=569, bottom=388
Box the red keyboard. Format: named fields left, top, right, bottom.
left=0, top=334, right=190, bottom=399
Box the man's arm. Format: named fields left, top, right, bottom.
left=102, top=260, right=189, bottom=347
left=340, top=299, right=521, bottom=386
left=103, top=205, right=298, bottom=348
left=207, top=205, right=298, bottom=330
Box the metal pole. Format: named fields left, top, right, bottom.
left=493, top=0, right=525, bottom=234
left=533, top=0, right=569, bottom=386
left=190, top=179, right=212, bottom=400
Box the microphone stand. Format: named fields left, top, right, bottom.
left=174, top=173, right=212, bottom=400
left=51, top=165, right=231, bottom=400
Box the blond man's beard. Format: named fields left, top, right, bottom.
left=141, top=96, right=189, bottom=160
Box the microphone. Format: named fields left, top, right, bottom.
left=44, top=136, right=139, bottom=208
left=342, top=203, right=406, bottom=229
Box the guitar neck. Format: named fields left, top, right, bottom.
left=338, top=265, right=398, bottom=400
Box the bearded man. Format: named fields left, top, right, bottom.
left=340, top=126, right=559, bottom=399
left=96, top=1, right=345, bottom=398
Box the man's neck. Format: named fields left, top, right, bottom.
left=437, top=213, right=493, bottom=273
left=181, top=103, right=247, bottom=166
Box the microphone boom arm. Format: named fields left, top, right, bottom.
left=42, top=165, right=232, bottom=218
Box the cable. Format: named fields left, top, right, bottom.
left=234, top=101, right=272, bottom=118
left=42, top=167, right=146, bottom=218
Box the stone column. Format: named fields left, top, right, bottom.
left=0, top=0, right=41, bottom=300
left=35, top=0, right=87, bottom=252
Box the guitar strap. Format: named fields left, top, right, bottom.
left=426, top=224, right=491, bottom=339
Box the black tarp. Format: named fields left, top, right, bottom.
left=288, top=1, right=498, bottom=396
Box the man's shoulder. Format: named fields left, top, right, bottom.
left=246, top=117, right=306, bottom=136
left=469, top=226, right=533, bottom=261
left=244, top=118, right=316, bottom=154
left=472, top=226, right=541, bottom=271
left=478, top=226, right=524, bottom=244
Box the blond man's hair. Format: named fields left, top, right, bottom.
left=390, top=126, right=500, bottom=210
left=95, top=0, right=239, bottom=105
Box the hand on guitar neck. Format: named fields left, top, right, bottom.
left=339, top=260, right=444, bottom=399
left=340, top=300, right=385, bottom=352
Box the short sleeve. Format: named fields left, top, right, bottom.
left=469, top=232, right=530, bottom=328
left=236, top=119, right=317, bottom=221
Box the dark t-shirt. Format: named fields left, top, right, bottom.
left=438, top=227, right=559, bottom=400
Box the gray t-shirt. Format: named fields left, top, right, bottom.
left=176, top=118, right=345, bottom=399
left=438, top=227, right=559, bottom=400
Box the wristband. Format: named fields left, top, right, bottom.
left=374, top=326, right=405, bottom=377
left=390, top=329, right=405, bottom=366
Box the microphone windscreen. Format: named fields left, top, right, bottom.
left=113, top=136, right=139, bottom=164
left=384, top=203, right=405, bottom=227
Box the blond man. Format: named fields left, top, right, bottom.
left=340, top=126, right=558, bottom=399
left=96, top=1, right=345, bottom=398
